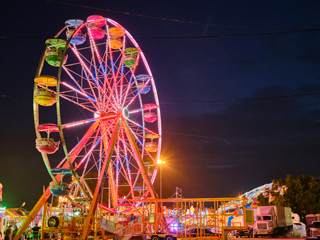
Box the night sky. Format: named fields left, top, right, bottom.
left=1, top=0, right=320, bottom=209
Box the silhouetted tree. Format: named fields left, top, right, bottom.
left=257, top=193, right=269, bottom=206
left=272, top=174, right=320, bottom=222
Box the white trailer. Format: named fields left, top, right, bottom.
left=252, top=206, right=293, bottom=237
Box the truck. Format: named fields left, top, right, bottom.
left=252, top=206, right=293, bottom=237
left=305, top=214, right=320, bottom=238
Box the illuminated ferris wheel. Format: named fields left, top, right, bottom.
left=33, top=15, right=161, bottom=210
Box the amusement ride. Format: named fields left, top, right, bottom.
left=16, top=15, right=164, bottom=240
left=12, top=15, right=280, bottom=240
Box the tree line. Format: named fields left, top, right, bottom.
left=257, top=174, right=320, bottom=222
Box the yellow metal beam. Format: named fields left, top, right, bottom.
left=81, top=116, right=121, bottom=240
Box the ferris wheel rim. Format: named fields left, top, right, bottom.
left=33, top=16, right=162, bottom=209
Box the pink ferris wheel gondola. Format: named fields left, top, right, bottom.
left=33, top=16, right=162, bottom=214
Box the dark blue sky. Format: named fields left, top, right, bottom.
left=1, top=0, right=320, bottom=208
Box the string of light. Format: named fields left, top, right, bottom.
left=43, top=0, right=312, bottom=31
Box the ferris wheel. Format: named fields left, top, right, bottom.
left=33, top=16, right=161, bottom=211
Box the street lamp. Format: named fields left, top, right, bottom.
left=157, top=159, right=165, bottom=199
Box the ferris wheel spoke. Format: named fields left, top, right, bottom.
left=87, top=29, right=105, bottom=104
left=121, top=74, right=136, bottom=108
left=77, top=128, right=101, bottom=189
left=60, top=80, right=118, bottom=114
left=119, top=54, right=141, bottom=107
left=62, top=110, right=117, bottom=129
left=127, top=118, right=159, bottom=139
left=62, top=118, right=97, bottom=129
left=115, top=135, right=120, bottom=203
left=55, top=121, right=99, bottom=179
left=117, top=38, right=126, bottom=105
left=121, top=144, right=141, bottom=173
left=102, top=33, right=119, bottom=105
left=122, top=119, right=156, bottom=199
left=126, top=120, right=157, bottom=164
left=120, top=129, right=135, bottom=199
left=106, top=41, right=120, bottom=105
left=114, top=149, right=131, bottom=194
left=62, top=66, right=101, bottom=109
left=72, top=49, right=106, bottom=83
left=124, top=79, right=152, bottom=110
left=107, top=160, right=117, bottom=207
left=72, top=46, right=100, bottom=92
left=82, top=134, right=102, bottom=175
left=37, top=84, right=97, bottom=114
left=70, top=45, right=112, bottom=109
left=75, top=118, right=118, bottom=172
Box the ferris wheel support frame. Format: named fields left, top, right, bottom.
left=81, top=116, right=121, bottom=240
left=13, top=121, right=100, bottom=240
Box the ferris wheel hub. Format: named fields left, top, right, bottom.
left=122, top=107, right=129, bottom=119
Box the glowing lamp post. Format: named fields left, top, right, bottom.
left=157, top=159, right=165, bottom=199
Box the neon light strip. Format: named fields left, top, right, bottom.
left=98, top=136, right=103, bottom=178
left=114, top=144, right=130, bottom=184
left=121, top=129, right=135, bottom=199
left=128, top=102, right=157, bottom=114
left=55, top=122, right=99, bottom=180
left=79, top=128, right=101, bottom=181
left=121, top=53, right=140, bottom=107
left=112, top=35, right=127, bottom=107
left=126, top=118, right=159, bottom=137
left=75, top=136, right=102, bottom=170
left=71, top=45, right=100, bottom=111
left=103, top=21, right=111, bottom=107
left=121, top=74, right=134, bottom=107
left=71, top=45, right=118, bottom=112
left=115, top=136, right=120, bottom=205
left=61, top=81, right=96, bottom=102
left=62, top=113, right=117, bottom=129
left=105, top=23, right=119, bottom=105
left=85, top=26, right=118, bottom=110
left=125, top=119, right=156, bottom=163
left=75, top=118, right=117, bottom=171
left=87, top=25, right=109, bottom=105
left=62, top=66, right=98, bottom=107
left=126, top=119, right=157, bottom=174
left=119, top=36, right=126, bottom=106
left=63, top=119, right=96, bottom=128
left=87, top=27, right=101, bottom=85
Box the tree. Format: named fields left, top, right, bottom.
left=257, top=193, right=269, bottom=206
left=272, top=174, right=320, bottom=222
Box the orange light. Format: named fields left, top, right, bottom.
left=157, top=159, right=165, bottom=164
